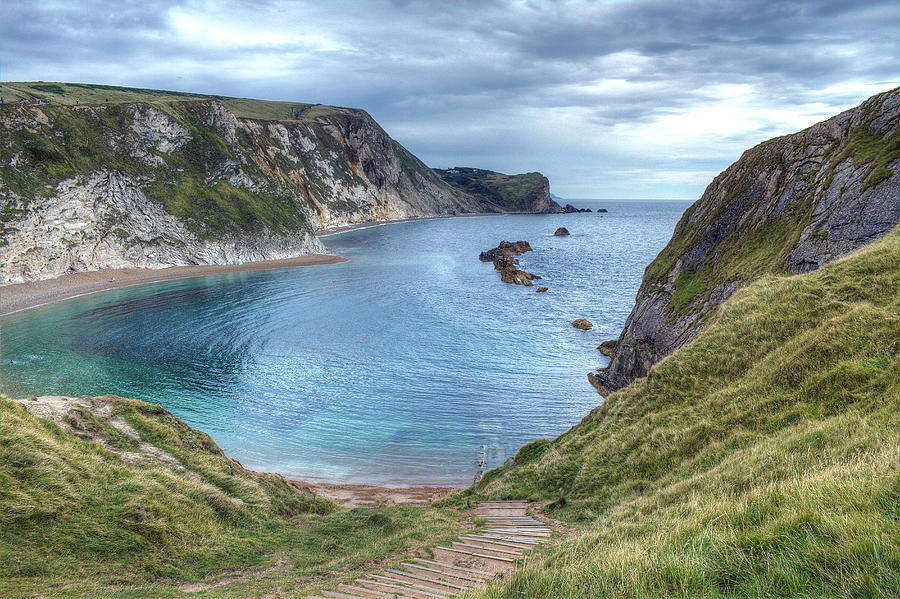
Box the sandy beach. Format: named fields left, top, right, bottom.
left=298, top=480, right=459, bottom=508
left=0, top=254, right=346, bottom=316
left=0, top=212, right=524, bottom=316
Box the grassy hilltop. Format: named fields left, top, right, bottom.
left=455, top=227, right=900, bottom=598
left=0, top=81, right=348, bottom=121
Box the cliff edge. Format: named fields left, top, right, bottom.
left=591, top=87, right=900, bottom=395
left=0, top=82, right=549, bottom=283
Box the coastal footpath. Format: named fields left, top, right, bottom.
left=0, top=82, right=560, bottom=284
left=591, top=86, right=900, bottom=395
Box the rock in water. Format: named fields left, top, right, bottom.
left=536, top=287, right=548, bottom=293
left=571, top=318, right=593, bottom=330
left=479, top=240, right=532, bottom=262
left=561, top=204, right=592, bottom=213
left=553, top=227, right=570, bottom=236
left=480, top=240, right=540, bottom=285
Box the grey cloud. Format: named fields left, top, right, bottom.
left=1, top=0, right=897, bottom=198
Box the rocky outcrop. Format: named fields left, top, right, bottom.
left=596, top=340, right=616, bottom=357
left=536, top=287, right=548, bottom=293
left=0, top=84, right=552, bottom=284
left=553, top=227, right=570, bottom=236
left=435, top=167, right=561, bottom=213
left=571, top=318, right=593, bottom=330
left=480, top=240, right=540, bottom=286
left=479, top=240, right=533, bottom=262
left=590, top=86, right=900, bottom=396
left=561, top=204, right=592, bottom=213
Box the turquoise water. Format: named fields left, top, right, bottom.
left=1, top=200, right=690, bottom=485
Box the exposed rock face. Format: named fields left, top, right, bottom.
left=596, top=340, right=616, bottom=357
left=480, top=240, right=540, bottom=285
left=591, top=87, right=900, bottom=396
left=571, top=318, right=593, bottom=330
left=553, top=227, right=570, bottom=236
left=435, top=167, right=561, bottom=213
left=0, top=92, right=519, bottom=283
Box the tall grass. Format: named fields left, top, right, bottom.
left=460, top=228, right=900, bottom=598
left=0, top=396, right=464, bottom=598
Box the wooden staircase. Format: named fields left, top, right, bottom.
left=306, top=500, right=550, bottom=599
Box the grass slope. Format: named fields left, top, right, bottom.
left=0, top=81, right=348, bottom=121
left=454, top=228, right=900, bottom=598
left=0, top=395, right=464, bottom=598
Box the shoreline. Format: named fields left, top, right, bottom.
left=295, top=480, right=459, bottom=508
left=1, top=210, right=544, bottom=316
left=316, top=211, right=511, bottom=237
left=0, top=254, right=346, bottom=316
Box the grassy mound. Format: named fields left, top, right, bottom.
left=0, top=395, right=464, bottom=598
left=457, top=228, right=900, bottom=597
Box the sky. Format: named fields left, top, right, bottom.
left=1, top=0, right=898, bottom=199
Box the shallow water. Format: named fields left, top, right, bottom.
left=1, top=199, right=690, bottom=485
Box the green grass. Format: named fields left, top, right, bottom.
left=448, top=228, right=900, bottom=598
left=0, top=81, right=354, bottom=122
left=0, top=396, right=465, bottom=598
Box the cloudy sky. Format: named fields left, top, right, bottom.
left=2, top=0, right=898, bottom=198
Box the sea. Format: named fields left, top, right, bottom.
left=0, top=199, right=691, bottom=486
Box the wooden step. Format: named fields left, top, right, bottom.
left=368, top=573, right=453, bottom=596
left=355, top=578, right=441, bottom=599
left=469, top=533, right=540, bottom=547
left=335, top=584, right=415, bottom=599
left=459, top=535, right=534, bottom=550
left=383, top=568, right=467, bottom=592
left=409, top=558, right=492, bottom=579
left=485, top=527, right=550, bottom=535
left=476, top=510, right=527, bottom=517
left=322, top=590, right=378, bottom=599
left=432, top=546, right=516, bottom=574
left=452, top=541, right=522, bottom=558
left=480, top=518, right=545, bottom=524
left=400, top=562, right=486, bottom=586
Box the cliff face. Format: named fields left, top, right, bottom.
left=0, top=85, right=481, bottom=283
left=434, top=167, right=561, bottom=213
left=591, top=87, right=900, bottom=395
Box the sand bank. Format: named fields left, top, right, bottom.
left=0, top=254, right=346, bottom=316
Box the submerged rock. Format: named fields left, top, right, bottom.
left=536, top=287, right=548, bottom=293
left=571, top=318, right=593, bottom=330
left=553, top=227, right=570, bottom=236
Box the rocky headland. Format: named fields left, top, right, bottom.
left=590, top=86, right=900, bottom=395
left=0, top=82, right=560, bottom=284
left=434, top=167, right=561, bottom=213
